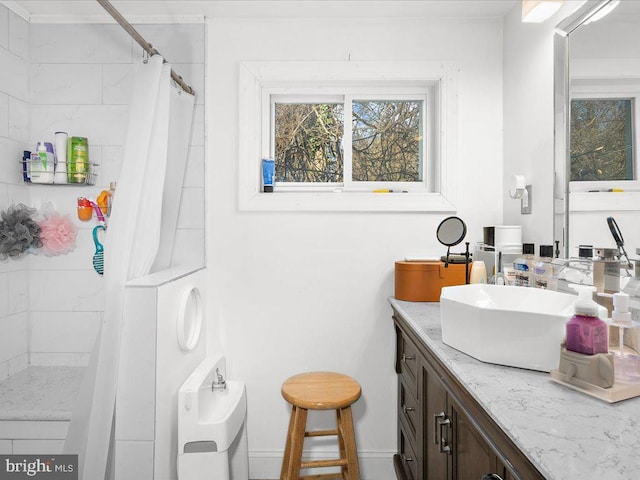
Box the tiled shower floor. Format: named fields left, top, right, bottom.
left=0, top=366, right=85, bottom=454
left=0, top=366, right=84, bottom=421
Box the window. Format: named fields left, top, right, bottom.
left=270, top=94, right=427, bottom=191
left=239, top=61, right=459, bottom=211
left=351, top=99, right=424, bottom=183
left=273, top=100, right=345, bottom=184
left=570, top=98, right=634, bottom=181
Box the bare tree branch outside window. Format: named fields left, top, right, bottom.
left=274, top=99, right=424, bottom=184
left=570, top=98, right=634, bottom=181
left=352, top=100, right=423, bottom=182
left=274, top=103, right=344, bottom=183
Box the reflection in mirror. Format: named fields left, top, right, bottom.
left=554, top=0, right=640, bottom=258
left=571, top=98, right=633, bottom=181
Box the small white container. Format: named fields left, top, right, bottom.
left=483, top=225, right=522, bottom=248
left=54, top=131, right=68, bottom=184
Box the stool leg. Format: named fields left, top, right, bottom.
left=286, top=406, right=308, bottom=480
left=336, top=409, right=347, bottom=479
left=281, top=405, right=297, bottom=480
left=338, top=406, right=360, bottom=480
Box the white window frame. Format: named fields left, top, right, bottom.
left=238, top=60, right=459, bottom=212
left=569, top=60, right=640, bottom=215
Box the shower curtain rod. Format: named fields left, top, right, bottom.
left=96, top=0, right=195, bottom=96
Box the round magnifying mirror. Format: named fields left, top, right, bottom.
left=436, top=216, right=467, bottom=247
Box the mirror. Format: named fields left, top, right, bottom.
left=437, top=216, right=467, bottom=247
left=437, top=216, right=468, bottom=272
left=554, top=0, right=640, bottom=258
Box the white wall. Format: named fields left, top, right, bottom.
left=207, top=14, right=504, bottom=479
left=503, top=2, right=600, bottom=250
left=503, top=4, right=557, bottom=246
left=0, top=4, right=30, bottom=379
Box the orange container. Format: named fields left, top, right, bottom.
left=395, top=261, right=469, bottom=302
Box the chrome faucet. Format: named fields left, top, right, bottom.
left=212, top=368, right=227, bottom=391
left=553, top=257, right=593, bottom=294
left=554, top=249, right=627, bottom=312
left=592, top=247, right=634, bottom=316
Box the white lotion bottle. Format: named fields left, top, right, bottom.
left=469, top=260, right=487, bottom=284
left=54, top=131, right=68, bottom=184
left=30, top=142, right=54, bottom=184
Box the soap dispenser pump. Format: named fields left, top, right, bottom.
left=566, top=284, right=608, bottom=355
left=599, top=291, right=640, bottom=382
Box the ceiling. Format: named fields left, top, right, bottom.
left=2, top=0, right=519, bottom=23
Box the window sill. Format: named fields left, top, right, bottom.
left=570, top=191, right=640, bottom=212
left=238, top=190, right=456, bottom=212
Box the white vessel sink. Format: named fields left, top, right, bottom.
left=440, top=284, right=579, bottom=372
left=178, top=355, right=246, bottom=453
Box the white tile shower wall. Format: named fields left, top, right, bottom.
left=8, top=12, right=29, bottom=62
left=0, top=94, right=8, bottom=137
left=0, top=7, right=8, bottom=51
left=0, top=420, right=68, bottom=454
left=27, top=22, right=205, bottom=366
left=0, top=48, right=29, bottom=102
left=0, top=5, right=30, bottom=380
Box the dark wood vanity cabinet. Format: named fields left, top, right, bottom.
left=393, top=313, right=546, bottom=480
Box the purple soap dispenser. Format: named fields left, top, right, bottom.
left=566, top=284, right=608, bottom=355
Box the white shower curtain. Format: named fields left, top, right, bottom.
left=64, top=55, right=195, bottom=480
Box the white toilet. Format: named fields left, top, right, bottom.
left=177, top=354, right=249, bottom=480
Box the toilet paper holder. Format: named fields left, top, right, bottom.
left=509, top=174, right=532, bottom=215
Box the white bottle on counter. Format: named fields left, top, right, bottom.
left=534, top=245, right=556, bottom=290
left=513, top=243, right=535, bottom=287
left=469, top=260, right=487, bottom=284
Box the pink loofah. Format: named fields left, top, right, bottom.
left=38, top=213, right=77, bottom=256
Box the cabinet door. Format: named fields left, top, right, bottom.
left=399, top=379, right=420, bottom=443
left=422, top=361, right=448, bottom=480
left=398, top=420, right=419, bottom=480
left=448, top=396, right=499, bottom=480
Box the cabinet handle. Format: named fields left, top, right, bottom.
left=438, top=417, right=452, bottom=455
left=402, top=404, right=415, bottom=414
left=433, top=411, right=447, bottom=444
left=402, top=353, right=416, bottom=362
left=402, top=454, right=414, bottom=463
left=481, top=475, right=504, bottom=480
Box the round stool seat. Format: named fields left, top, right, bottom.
left=281, top=371, right=361, bottom=410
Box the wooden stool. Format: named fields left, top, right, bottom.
left=280, top=372, right=362, bottom=480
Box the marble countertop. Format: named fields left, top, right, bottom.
left=389, top=298, right=640, bottom=480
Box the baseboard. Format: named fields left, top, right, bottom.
left=249, top=449, right=395, bottom=480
